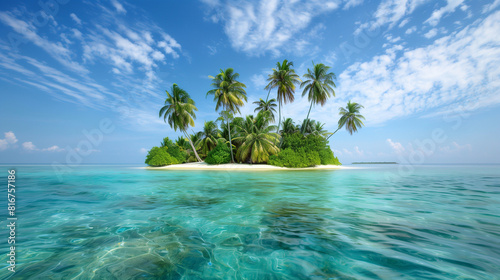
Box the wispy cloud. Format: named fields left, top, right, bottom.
left=483, top=0, right=500, bottom=13
left=202, top=0, right=341, bottom=55
left=70, top=13, right=82, bottom=25
left=354, top=0, right=431, bottom=35
left=339, top=11, right=500, bottom=125
left=0, top=1, right=184, bottom=130
left=111, top=0, right=127, bottom=14
left=425, top=0, right=465, bottom=26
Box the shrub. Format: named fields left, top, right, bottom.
left=271, top=132, right=341, bottom=167
left=166, top=144, right=186, bottom=164
left=268, top=148, right=320, bottom=168
left=205, top=141, right=231, bottom=165
left=145, top=146, right=178, bottom=166
left=160, top=137, right=187, bottom=163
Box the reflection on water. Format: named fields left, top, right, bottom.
left=1, top=165, right=500, bottom=279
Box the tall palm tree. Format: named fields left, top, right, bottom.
left=253, top=98, right=277, bottom=122
left=196, top=121, right=221, bottom=156
left=280, top=118, right=299, bottom=135
left=207, top=68, right=247, bottom=162
left=159, top=83, right=202, bottom=162
left=327, top=101, right=365, bottom=140
left=265, top=59, right=301, bottom=138
left=300, top=63, right=336, bottom=134
left=234, top=112, right=280, bottom=164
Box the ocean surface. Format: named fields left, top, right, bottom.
left=1, top=164, right=499, bottom=279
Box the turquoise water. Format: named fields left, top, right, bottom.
left=1, top=165, right=500, bottom=279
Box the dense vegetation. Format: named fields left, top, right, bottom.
left=145, top=137, right=187, bottom=166
left=204, top=140, right=232, bottom=164
left=146, top=60, right=365, bottom=167
left=269, top=132, right=341, bottom=168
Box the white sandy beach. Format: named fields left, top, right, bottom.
left=145, top=162, right=356, bottom=171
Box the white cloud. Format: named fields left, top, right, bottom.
left=203, top=0, right=339, bottom=55
left=355, top=0, right=430, bottom=35
left=42, top=145, right=65, bottom=152
left=387, top=138, right=405, bottom=154
left=22, top=141, right=37, bottom=151
left=70, top=13, right=82, bottom=25
left=22, top=142, right=66, bottom=152
left=354, top=146, right=364, bottom=156
left=425, top=0, right=464, bottom=26
left=386, top=35, right=402, bottom=43
left=139, top=148, right=148, bottom=154
left=406, top=26, right=417, bottom=34
left=0, top=11, right=88, bottom=74
left=399, top=18, right=410, bottom=28
left=483, top=0, right=500, bottom=13
left=111, top=0, right=127, bottom=14
left=338, top=11, right=500, bottom=125
left=424, top=28, right=438, bottom=38
left=0, top=131, right=18, bottom=150
left=344, top=0, right=364, bottom=10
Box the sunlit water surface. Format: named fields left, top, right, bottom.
left=1, top=165, right=499, bottom=279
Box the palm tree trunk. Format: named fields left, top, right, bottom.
left=183, top=131, right=202, bottom=162
left=227, top=117, right=235, bottom=163
left=302, top=102, right=314, bottom=134
left=326, top=126, right=341, bottom=141
left=274, top=102, right=281, bottom=146
left=265, top=88, right=272, bottom=102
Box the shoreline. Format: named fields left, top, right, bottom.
left=144, top=162, right=356, bottom=171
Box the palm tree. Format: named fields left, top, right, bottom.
left=265, top=59, right=301, bottom=138
left=300, top=63, right=336, bottom=134
left=253, top=98, right=277, bottom=122
left=159, top=83, right=202, bottom=162
left=311, top=121, right=331, bottom=138
left=207, top=68, right=247, bottom=162
left=234, top=112, right=280, bottom=164
left=196, top=121, right=221, bottom=156
left=327, top=101, right=365, bottom=140
left=175, top=136, right=190, bottom=150
left=280, top=118, right=299, bottom=135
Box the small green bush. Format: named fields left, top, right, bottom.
left=268, top=148, right=320, bottom=168
left=145, top=146, right=178, bottom=166
left=205, top=141, right=231, bottom=165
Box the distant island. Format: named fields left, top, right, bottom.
left=352, top=162, right=398, bottom=164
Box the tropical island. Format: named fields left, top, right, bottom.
left=145, top=60, right=365, bottom=169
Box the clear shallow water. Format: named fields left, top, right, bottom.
left=1, top=165, right=500, bottom=279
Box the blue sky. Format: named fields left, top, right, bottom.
left=0, top=0, right=499, bottom=165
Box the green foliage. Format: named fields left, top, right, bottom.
left=268, top=148, right=320, bottom=168
left=205, top=141, right=232, bottom=165
left=269, top=132, right=341, bottom=167
left=160, top=137, right=174, bottom=148
left=318, top=147, right=341, bottom=165
left=167, top=144, right=186, bottom=164
left=145, top=146, right=178, bottom=167
left=146, top=137, right=187, bottom=166
left=159, top=137, right=186, bottom=163
left=234, top=112, right=280, bottom=163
